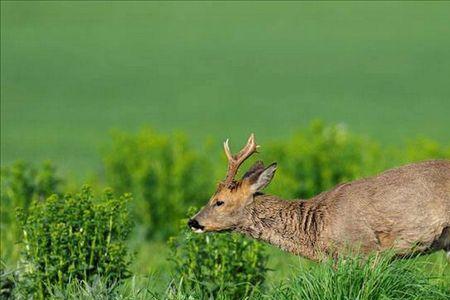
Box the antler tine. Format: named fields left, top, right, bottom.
left=223, top=133, right=259, bottom=184
left=235, top=133, right=257, bottom=161
left=223, top=139, right=233, bottom=161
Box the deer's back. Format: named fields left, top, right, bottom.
left=316, top=160, right=450, bottom=254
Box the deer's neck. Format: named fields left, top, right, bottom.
left=235, top=195, right=327, bottom=261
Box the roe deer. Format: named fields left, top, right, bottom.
left=188, top=134, right=450, bottom=261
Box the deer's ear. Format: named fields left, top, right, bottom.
left=242, top=161, right=265, bottom=179
left=248, top=163, right=277, bottom=193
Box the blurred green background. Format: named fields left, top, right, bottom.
left=2, top=3, right=450, bottom=297
left=2, top=2, right=449, bottom=177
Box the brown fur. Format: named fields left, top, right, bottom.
left=191, top=160, right=450, bottom=261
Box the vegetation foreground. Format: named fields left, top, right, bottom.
left=1, top=123, right=449, bottom=299
left=4, top=252, right=450, bottom=299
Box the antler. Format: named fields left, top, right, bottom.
left=223, top=133, right=259, bottom=185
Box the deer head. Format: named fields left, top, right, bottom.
left=188, top=134, right=277, bottom=233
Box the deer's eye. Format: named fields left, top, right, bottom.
left=216, top=200, right=224, bottom=207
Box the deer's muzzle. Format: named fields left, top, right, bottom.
left=188, top=219, right=205, bottom=233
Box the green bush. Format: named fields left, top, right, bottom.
left=103, top=129, right=214, bottom=240
left=168, top=209, right=268, bottom=299
left=16, top=186, right=132, bottom=299
left=398, top=137, right=450, bottom=163
left=0, top=161, right=61, bottom=266
left=263, top=121, right=386, bottom=199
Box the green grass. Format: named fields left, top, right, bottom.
left=128, top=241, right=450, bottom=295
left=2, top=2, right=450, bottom=178
left=269, top=253, right=450, bottom=300
left=9, top=251, right=448, bottom=299
left=3, top=239, right=449, bottom=299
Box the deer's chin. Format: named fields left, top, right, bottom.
left=193, top=228, right=205, bottom=233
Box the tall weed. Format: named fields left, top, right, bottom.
left=16, top=186, right=132, bottom=298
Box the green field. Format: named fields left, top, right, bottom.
left=2, top=2, right=450, bottom=298
left=2, top=2, right=450, bottom=178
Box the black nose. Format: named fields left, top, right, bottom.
left=188, top=219, right=204, bottom=230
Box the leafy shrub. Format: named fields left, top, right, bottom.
left=398, top=137, right=450, bottom=163
left=0, top=161, right=61, bottom=266
left=168, top=209, right=268, bottom=299
left=16, top=186, right=132, bottom=298
left=103, top=129, right=214, bottom=240
left=262, top=121, right=385, bottom=199
left=270, top=253, right=450, bottom=300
